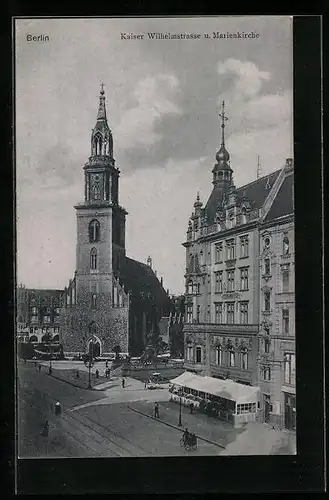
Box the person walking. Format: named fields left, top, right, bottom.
left=105, top=360, right=109, bottom=369
left=154, top=402, right=159, bottom=418
left=95, top=369, right=99, bottom=379
left=189, top=402, right=194, bottom=414
left=38, top=364, right=41, bottom=372
left=144, top=380, right=148, bottom=390
left=40, top=421, right=49, bottom=438
left=122, top=378, right=125, bottom=388
left=76, top=370, right=80, bottom=378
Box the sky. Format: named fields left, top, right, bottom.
left=15, top=16, right=293, bottom=294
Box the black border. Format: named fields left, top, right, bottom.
left=6, top=13, right=324, bottom=495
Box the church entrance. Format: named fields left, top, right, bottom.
left=88, top=340, right=101, bottom=358
left=87, top=322, right=101, bottom=358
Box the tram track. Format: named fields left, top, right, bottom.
left=18, top=380, right=149, bottom=457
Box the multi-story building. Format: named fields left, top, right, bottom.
left=182, top=102, right=294, bottom=429
left=60, top=85, right=171, bottom=357
left=258, top=160, right=295, bottom=430
left=16, top=285, right=63, bottom=344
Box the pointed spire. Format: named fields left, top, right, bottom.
left=194, top=191, right=202, bottom=209
left=97, top=82, right=107, bottom=121
left=219, top=100, right=228, bottom=147
left=215, top=101, right=230, bottom=165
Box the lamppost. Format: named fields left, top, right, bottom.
left=178, top=388, right=182, bottom=427
left=88, top=336, right=94, bottom=389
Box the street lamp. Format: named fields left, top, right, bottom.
left=88, top=335, right=94, bottom=389
left=178, top=389, right=182, bottom=427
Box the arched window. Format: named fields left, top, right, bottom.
left=30, top=335, right=38, bottom=343
left=89, top=219, right=100, bottom=243
left=283, top=236, right=290, bottom=255
left=90, top=248, right=98, bottom=270
left=188, top=281, right=193, bottom=295
left=53, top=334, right=59, bottom=342
left=91, top=293, right=97, bottom=308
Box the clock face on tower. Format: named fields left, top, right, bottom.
left=90, top=173, right=102, bottom=200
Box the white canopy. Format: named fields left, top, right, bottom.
left=170, top=372, right=259, bottom=405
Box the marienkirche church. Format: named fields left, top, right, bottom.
left=59, top=85, right=171, bottom=357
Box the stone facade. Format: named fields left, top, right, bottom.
left=258, top=209, right=295, bottom=429
left=59, top=86, right=172, bottom=357
left=182, top=103, right=294, bottom=429
left=16, top=285, right=63, bottom=344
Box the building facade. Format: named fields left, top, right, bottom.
left=182, top=102, right=295, bottom=429
left=258, top=161, right=295, bottom=430
left=16, top=285, right=63, bottom=344
left=60, top=86, right=171, bottom=357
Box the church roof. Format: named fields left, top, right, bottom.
left=204, top=169, right=281, bottom=223
left=264, top=172, right=294, bottom=222
left=119, top=257, right=171, bottom=308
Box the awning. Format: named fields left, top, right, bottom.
left=170, top=372, right=259, bottom=405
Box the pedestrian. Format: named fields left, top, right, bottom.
left=122, top=378, right=125, bottom=388
left=54, top=402, right=62, bottom=415
left=24, top=358, right=26, bottom=364
left=154, top=402, right=159, bottom=418
left=34, top=361, right=37, bottom=369
left=105, top=360, right=108, bottom=369
left=48, top=366, right=52, bottom=375
left=40, top=421, right=49, bottom=438
left=95, top=369, right=99, bottom=379
left=189, top=402, right=194, bottom=414
left=38, top=364, right=41, bottom=372
left=76, top=370, right=80, bottom=378
left=144, top=380, right=148, bottom=389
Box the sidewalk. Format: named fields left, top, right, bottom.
left=41, top=365, right=117, bottom=390
left=219, top=421, right=296, bottom=456
left=129, top=400, right=242, bottom=449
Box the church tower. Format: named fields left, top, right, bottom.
left=60, top=85, right=129, bottom=357
left=75, top=84, right=127, bottom=300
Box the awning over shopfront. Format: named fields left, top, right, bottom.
left=170, top=372, right=259, bottom=405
